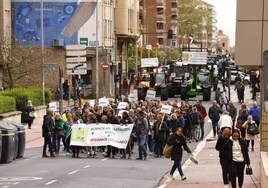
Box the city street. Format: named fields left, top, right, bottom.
left=0, top=85, right=255, bottom=188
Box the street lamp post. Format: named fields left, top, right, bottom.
left=95, top=0, right=99, bottom=99
left=41, top=0, right=45, bottom=105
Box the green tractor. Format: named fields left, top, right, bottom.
left=180, top=52, right=218, bottom=101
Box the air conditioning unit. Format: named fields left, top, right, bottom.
left=53, top=38, right=64, bottom=47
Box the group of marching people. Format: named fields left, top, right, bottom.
left=42, top=97, right=208, bottom=160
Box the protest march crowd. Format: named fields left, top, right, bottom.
left=41, top=95, right=260, bottom=187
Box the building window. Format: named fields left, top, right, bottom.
left=171, top=40, right=176, bottom=47
left=157, top=22, right=164, bottom=29
left=157, top=38, right=164, bottom=46
left=222, top=43, right=225, bottom=47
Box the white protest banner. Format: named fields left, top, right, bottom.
left=98, top=97, right=109, bottom=107
left=88, top=123, right=134, bottom=149
left=128, top=93, right=137, bottom=102
left=48, top=102, right=57, bottom=111
left=70, top=124, right=90, bottom=146
left=117, top=102, right=128, bottom=109
left=146, top=90, right=156, bottom=99
left=161, top=104, right=172, bottom=114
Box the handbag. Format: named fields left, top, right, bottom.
left=235, top=119, right=243, bottom=129
left=246, top=165, right=253, bottom=175
left=163, top=144, right=173, bottom=158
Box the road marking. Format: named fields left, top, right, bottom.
left=45, top=180, right=57, bottom=185
left=1, top=186, right=10, bottom=188
left=68, top=170, right=79, bottom=175
left=12, top=182, right=19, bottom=185
left=0, top=177, right=43, bottom=181
left=83, top=165, right=91, bottom=169
left=102, top=158, right=108, bottom=161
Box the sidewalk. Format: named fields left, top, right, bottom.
left=24, top=100, right=71, bottom=149
left=159, top=135, right=260, bottom=188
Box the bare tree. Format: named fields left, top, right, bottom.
left=0, top=37, right=40, bottom=89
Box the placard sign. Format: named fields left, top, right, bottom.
left=99, top=97, right=109, bottom=107
left=117, top=102, right=128, bottom=109
left=146, top=90, right=156, bottom=99
left=161, top=104, right=172, bottom=114
left=89, top=100, right=95, bottom=107
left=48, top=102, right=57, bottom=111
left=128, top=93, right=137, bottom=102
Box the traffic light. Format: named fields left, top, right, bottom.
left=167, top=29, right=173, bottom=39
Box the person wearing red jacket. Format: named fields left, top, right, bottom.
left=195, top=100, right=207, bottom=140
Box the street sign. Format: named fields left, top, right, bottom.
left=66, top=63, right=87, bottom=69
left=65, top=45, right=86, bottom=50
left=66, top=50, right=87, bottom=57
left=182, top=52, right=207, bottom=65
left=66, top=57, right=87, bottom=63
left=101, top=62, right=109, bottom=70
left=141, top=58, right=159, bottom=67
left=67, top=69, right=87, bottom=75
left=146, top=45, right=152, bottom=50
left=80, top=38, right=88, bottom=46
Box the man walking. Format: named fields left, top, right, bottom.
left=208, top=100, right=222, bottom=137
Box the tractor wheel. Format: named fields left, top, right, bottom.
left=160, top=87, right=168, bottom=101
left=203, top=87, right=211, bottom=101
left=213, top=78, right=218, bottom=91
left=168, top=84, right=175, bottom=97
left=181, top=87, right=188, bottom=100
left=137, top=87, right=145, bottom=101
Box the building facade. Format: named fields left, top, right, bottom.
left=216, top=30, right=230, bottom=53
left=0, top=0, right=139, bottom=98
left=139, top=0, right=216, bottom=56
left=0, top=0, right=12, bottom=89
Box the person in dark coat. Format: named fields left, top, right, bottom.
left=104, top=108, right=120, bottom=158
left=208, top=100, right=222, bottom=137
left=120, top=111, right=134, bottom=159
left=24, top=100, right=35, bottom=129
left=167, top=127, right=191, bottom=180
left=215, top=128, right=232, bottom=187
left=223, top=129, right=250, bottom=188
left=42, top=109, right=56, bottom=158
left=152, top=114, right=167, bottom=158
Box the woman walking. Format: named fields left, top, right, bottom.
left=215, top=128, right=232, bottom=188
left=24, top=100, right=35, bottom=129
left=223, top=129, right=250, bottom=188
left=242, top=115, right=257, bottom=151
left=167, top=127, right=192, bottom=180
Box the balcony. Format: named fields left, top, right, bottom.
left=171, top=19, right=178, bottom=24
left=171, top=8, right=178, bottom=12
left=156, top=29, right=164, bottom=33
left=156, top=14, right=164, bottom=19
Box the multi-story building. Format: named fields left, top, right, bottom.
left=140, top=0, right=216, bottom=54
left=0, top=0, right=139, bottom=98
left=216, top=30, right=230, bottom=53
left=0, top=0, right=12, bottom=89
left=139, top=0, right=178, bottom=50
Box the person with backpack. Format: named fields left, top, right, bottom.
left=242, top=115, right=258, bottom=151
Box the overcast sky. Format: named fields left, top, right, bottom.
left=203, top=0, right=237, bottom=46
